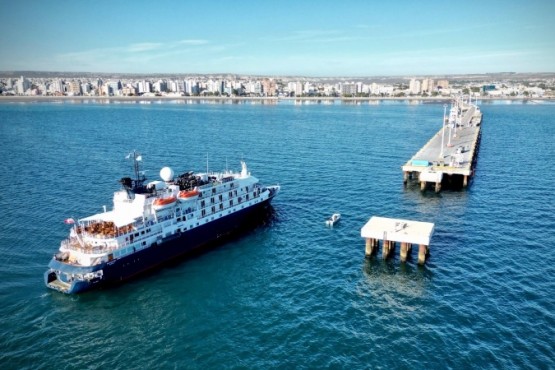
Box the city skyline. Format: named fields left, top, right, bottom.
left=1, top=0, right=554, bottom=76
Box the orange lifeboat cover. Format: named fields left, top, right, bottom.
left=178, top=190, right=199, bottom=198
left=153, top=196, right=177, bottom=206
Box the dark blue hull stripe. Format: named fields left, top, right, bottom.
left=46, top=198, right=273, bottom=293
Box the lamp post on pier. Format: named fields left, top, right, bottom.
left=440, top=104, right=447, bottom=158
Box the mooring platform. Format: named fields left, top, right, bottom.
left=402, top=97, right=483, bottom=192
left=361, top=216, right=435, bottom=264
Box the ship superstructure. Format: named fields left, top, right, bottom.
left=45, top=152, right=279, bottom=294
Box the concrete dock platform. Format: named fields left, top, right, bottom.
left=361, top=216, right=435, bottom=264
left=402, top=97, right=483, bottom=192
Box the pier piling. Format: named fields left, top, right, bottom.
left=418, top=244, right=429, bottom=265
left=400, top=242, right=412, bottom=262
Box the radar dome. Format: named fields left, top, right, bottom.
left=160, top=167, right=174, bottom=182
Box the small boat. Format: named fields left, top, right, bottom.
left=152, top=196, right=177, bottom=211
left=326, top=213, right=341, bottom=226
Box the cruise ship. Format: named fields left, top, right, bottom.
left=45, top=151, right=280, bottom=294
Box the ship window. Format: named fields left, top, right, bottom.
left=141, top=231, right=145, bottom=235
left=134, top=233, right=139, bottom=237
left=177, top=217, right=181, bottom=222
left=219, top=194, right=223, bottom=201
left=142, top=241, right=146, bottom=246
left=219, top=204, right=223, bottom=210
left=230, top=200, right=233, bottom=206
left=211, top=197, right=214, bottom=204
left=212, top=188, right=216, bottom=194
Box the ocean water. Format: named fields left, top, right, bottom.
left=0, top=99, right=554, bottom=369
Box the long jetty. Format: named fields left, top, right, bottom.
left=402, top=96, right=483, bottom=192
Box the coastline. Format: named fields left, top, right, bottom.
left=0, top=95, right=552, bottom=103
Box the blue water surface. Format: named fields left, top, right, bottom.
left=0, top=99, right=553, bottom=369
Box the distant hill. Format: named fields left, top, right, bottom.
left=1, top=71, right=553, bottom=82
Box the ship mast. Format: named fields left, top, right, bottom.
left=125, top=150, right=146, bottom=191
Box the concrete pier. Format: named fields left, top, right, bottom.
left=402, top=96, right=483, bottom=192
left=361, top=216, right=434, bottom=265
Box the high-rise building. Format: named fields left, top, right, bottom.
left=421, top=78, right=434, bottom=93
left=81, top=82, right=91, bottom=95
left=341, top=83, right=356, bottom=96
left=67, top=80, right=82, bottom=95
left=49, top=79, right=64, bottom=94
left=261, top=78, right=276, bottom=96
left=138, top=81, right=151, bottom=94
left=409, top=78, right=421, bottom=94
left=16, top=76, right=31, bottom=95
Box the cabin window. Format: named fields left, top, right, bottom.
left=219, top=194, right=223, bottom=201
left=219, top=204, right=223, bottom=210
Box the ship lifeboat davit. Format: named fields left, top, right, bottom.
left=152, top=196, right=177, bottom=211
left=178, top=189, right=199, bottom=201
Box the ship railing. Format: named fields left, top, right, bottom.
left=61, top=237, right=118, bottom=254
left=197, top=178, right=247, bottom=198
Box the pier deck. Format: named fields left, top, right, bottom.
left=402, top=99, right=483, bottom=192
left=361, top=216, right=435, bottom=264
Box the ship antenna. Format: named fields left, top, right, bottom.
left=126, top=150, right=144, bottom=190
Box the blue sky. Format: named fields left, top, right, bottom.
left=1, top=0, right=553, bottom=76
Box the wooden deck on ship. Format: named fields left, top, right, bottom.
left=402, top=100, right=483, bottom=192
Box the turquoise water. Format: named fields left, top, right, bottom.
left=0, top=100, right=554, bottom=369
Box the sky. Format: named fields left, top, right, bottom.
left=1, top=0, right=554, bottom=76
